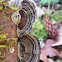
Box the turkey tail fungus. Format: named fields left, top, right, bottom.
left=18, top=0, right=37, bottom=31
left=18, top=33, right=41, bottom=62
left=11, top=0, right=40, bottom=62
left=17, top=0, right=41, bottom=62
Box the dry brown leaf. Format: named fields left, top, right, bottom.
left=51, top=21, right=62, bottom=57
left=52, top=45, right=62, bottom=57
left=52, top=21, right=62, bottom=46
left=40, top=39, right=58, bottom=62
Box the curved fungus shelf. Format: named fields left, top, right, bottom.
left=18, top=34, right=41, bottom=62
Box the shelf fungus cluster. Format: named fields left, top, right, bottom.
left=11, top=0, right=37, bottom=31
left=18, top=34, right=41, bottom=62
left=11, top=0, right=41, bottom=62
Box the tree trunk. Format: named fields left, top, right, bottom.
left=0, top=8, right=18, bottom=62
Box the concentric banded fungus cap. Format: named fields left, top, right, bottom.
left=18, top=0, right=37, bottom=31
left=18, top=34, right=41, bottom=62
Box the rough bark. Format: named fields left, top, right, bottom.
left=0, top=8, right=18, bottom=62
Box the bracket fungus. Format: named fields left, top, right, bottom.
left=18, top=33, right=41, bottom=62
left=18, top=0, right=37, bottom=31
left=11, top=0, right=37, bottom=32
left=17, top=0, right=41, bottom=62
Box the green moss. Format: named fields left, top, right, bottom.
left=0, top=0, right=4, bottom=3
left=0, top=25, right=3, bottom=30
left=7, top=5, right=19, bottom=10
left=0, top=0, right=19, bottom=11
left=0, top=6, right=3, bottom=10
left=0, top=25, right=17, bottom=62
left=31, top=19, right=48, bottom=39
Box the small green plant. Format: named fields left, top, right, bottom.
left=40, top=0, right=60, bottom=10
left=40, top=0, right=59, bottom=5
left=31, top=19, right=48, bottom=39
left=50, top=10, right=62, bottom=21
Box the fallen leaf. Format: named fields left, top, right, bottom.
left=40, top=39, right=57, bottom=62
left=52, top=45, right=62, bottom=57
